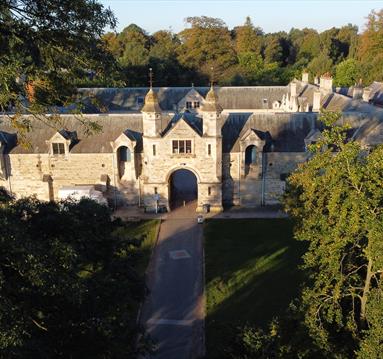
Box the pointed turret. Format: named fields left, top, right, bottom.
left=142, top=68, right=162, bottom=137
left=201, top=84, right=222, bottom=113
left=142, top=88, right=162, bottom=113
left=201, top=83, right=222, bottom=137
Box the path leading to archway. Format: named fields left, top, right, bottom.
left=140, top=201, right=204, bottom=359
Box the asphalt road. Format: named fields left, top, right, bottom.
left=141, top=202, right=205, bottom=359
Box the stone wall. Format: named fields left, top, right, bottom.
left=0, top=153, right=140, bottom=205
left=222, top=151, right=308, bottom=206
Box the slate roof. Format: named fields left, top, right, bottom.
left=2, top=84, right=383, bottom=155
left=161, top=112, right=202, bottom=137
left=222, top=112, right=317, bottom=152
left=0, top=114, right=143, bottom=154
left=366, top=82, right=383, bottom=107
left=78, top=86, right=288, bottom=112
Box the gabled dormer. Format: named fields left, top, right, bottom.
left=110, top=130, right=140, bottom=180
left=177, top=88, right=205, bottom=113
left=239, top=128, right=268, bottom=177
left=46, top=130, right=77, bottom=157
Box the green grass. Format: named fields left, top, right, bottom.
left=114, top=219, right=160, bottom=277
left=204, top=219, right=306, bottom=357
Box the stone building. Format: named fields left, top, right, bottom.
left=1, top=73, right=383, bottom=212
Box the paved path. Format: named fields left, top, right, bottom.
left=140, top=202, right=205, bottom=359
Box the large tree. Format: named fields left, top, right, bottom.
left=0, top=0, right=118, bottom=131
left=0, top=197, right=151, bottom=358
left=284, top=111, right=383, bottom=358
left=177, top=16, right=237, bottom=82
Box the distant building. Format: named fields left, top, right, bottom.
left=1, top=73, right=383, bottom=211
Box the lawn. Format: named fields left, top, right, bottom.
left=114, top=219, right=161, bottom=277
left=204, top=219, right=306, bottom=357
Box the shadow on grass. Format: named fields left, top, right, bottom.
left=204, top=218, right=307, bottom=358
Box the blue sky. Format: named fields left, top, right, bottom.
left=100, top=0, right=383, bottom=34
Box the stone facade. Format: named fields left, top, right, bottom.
left=2, top=75, right=383, bottom=212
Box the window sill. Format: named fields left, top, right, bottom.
left=170, top=153, right=196, bottom=158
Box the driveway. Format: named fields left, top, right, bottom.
left=140, top=201, right=205, bottom=359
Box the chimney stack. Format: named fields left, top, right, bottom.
left=362, top=87, right=371, bottom=102
left=290, top=82, right=297, bottom=97
left=352, top=86, right=363, bottom=99
left=313, top=89, right=321, bottom=111
left=302, top=72, right=309, bottom=84
left=320, top=73, right=333, bottom=94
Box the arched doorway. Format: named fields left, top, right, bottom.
left=169, top=169, right=198, bottom=210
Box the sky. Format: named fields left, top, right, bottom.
left=100, top=0, right=383, bottom=34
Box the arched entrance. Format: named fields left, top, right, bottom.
left=169, top=169, right=198, bottom=210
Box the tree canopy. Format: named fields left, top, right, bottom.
left=100, top=11, right=382, bottom=87
left=0, top=0, right=119, bottom=129
left=0, top=196, right=152, bottom=358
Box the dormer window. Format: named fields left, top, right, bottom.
left=193, top=101, right=200, bottom=108
left=186, top=101, right=192, bottom=109
left=136, top=96, right=144, bottom=105
left=52, top=143, right=65, bottom=155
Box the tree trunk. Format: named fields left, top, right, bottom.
left=360, top=257, right=373, bottom=323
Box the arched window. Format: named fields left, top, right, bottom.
left=118, top=146, right=131, bottom=162
left=117, top=146, right=131, bottom=179
left=245, top=145, right=257, bottom=165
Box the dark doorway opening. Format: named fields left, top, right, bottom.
left=169, top=169, right=197, bottom=210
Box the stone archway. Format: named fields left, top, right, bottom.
left=168, top=169, right=198, bottom=210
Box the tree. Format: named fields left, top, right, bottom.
left=0, top=0, right=118, bottom=135
left=358, top=10, right=383, bottom=83
left=0, top=197, right=151, bottom=358
left=118, top=24, right=150, bottom=67
left=177, top=16, right=237, bottom=82
left=263, top=35, right=284, bottom=64
left=233, top=16, right=263, bottom=56
left=334, top=58, right=361, bottom=87
left=307, top=53, right=333, bottom=77
left=284, top=111, right=383, bottom=358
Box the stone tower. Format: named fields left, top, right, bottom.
left=201, top=85, right=222, bottom=137
left=142, top=71, right=162, bottom=137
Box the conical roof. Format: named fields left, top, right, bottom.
left=201, top=85, right=222, bottom=112
left=141, top=88, right=162, bottom=113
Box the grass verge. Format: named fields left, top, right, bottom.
left=204, top=218, right=305, bottom=358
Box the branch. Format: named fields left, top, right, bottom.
left=31, top=318, right=48, bottom=332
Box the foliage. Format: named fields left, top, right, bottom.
left=0, top=0, right=121, bottom=137
left=0, top=197, right=157, bottom=358
left=177, top=16, right=237, bottom=80
left=99, top=13, right=369, bottom=87
left=283, top=110, right=383, bottom=358
left=334, top=58, right=361, bottom=87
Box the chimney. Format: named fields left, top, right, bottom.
left=302, top=72, right=309, bottom=84
left=320, top=73, right=333, bottom=94
left=352, top=86, right=363, bottom=99
left=290, top=82, right=297, bottom=97
left=314, top=76, right=319, bottom=85
left=362, top=87, right=371, bottom=102
left=313, top=89, right=321, bottom=111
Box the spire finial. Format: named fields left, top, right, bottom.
left=210, top=66, right=214, bottom=88
left=149, top=67, right=153, bottom=88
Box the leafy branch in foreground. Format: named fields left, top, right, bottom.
left=0, top=0, right=120, bottom=137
